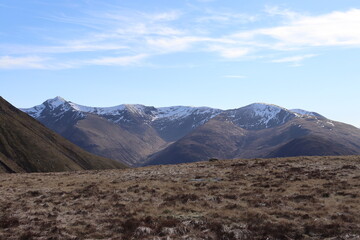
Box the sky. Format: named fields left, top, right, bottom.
left=1, top=0, right=360, bottom=128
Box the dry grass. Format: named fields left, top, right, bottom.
left=1, top=156, right=360, bottom=239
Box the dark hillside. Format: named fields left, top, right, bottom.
left=0, top=97, right=126, bottom=173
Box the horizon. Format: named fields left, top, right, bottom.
left=1, top=0, right=360, bottom=128
left=13, top=95, right=356, bottom=128
left=20, top=95, right=313, bottom=111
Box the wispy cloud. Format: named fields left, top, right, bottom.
left=86, top=54, right=148, bottom=66
left=0, top=53, right=148, bottom=70
left=196, top=10, right=258, bottom=24
left=208, top=45, right=251, bottom=59
left=2, top=5, right=360, bottom=70
left=223, top=75, right=247, bottom=79
left=264, top=6, right=301, bottom=19
left=0, top=56, right=48, bottom=69
left=0, top=43, right=128, bottom=55
left=271, top=54, right=318, bottom=66
left=253, top=8, right=360, bottom=49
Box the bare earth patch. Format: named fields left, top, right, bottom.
left=1, top=156, right=360, bottom=239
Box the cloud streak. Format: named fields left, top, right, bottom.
left=223, top=75, right=247, bottom=79
left=271, top=54, right=318, bottom=63
left=0, top=56, right=49, bottom=69
left=86, top=54, right=148, bottom=66
left=271, top=54, right=318, bottom=67
left=1, top=5, right=360, bottom=69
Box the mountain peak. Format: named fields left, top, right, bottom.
left=123, top=104, right=147, bottom=115
left=222, top=103, right=295, bottom=130
left=245, top=102, right=286, bottom=111
left=241, top=102, right=290, bottom=120
left=44, top=96, right=67, bottom=109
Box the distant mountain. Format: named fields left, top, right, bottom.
left=22, top=97, right=221, bottom=166
left=218, top=103, right=297, bottom=130
left=145, top=103, right=360, bottom=165
left=23, top=97, right=360, bottom=167
left=0, top=97, right=126, bottom=173
left=267, top=135, right=358, bottom=157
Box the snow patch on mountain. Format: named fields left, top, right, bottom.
left=224, top=103, right=294, bottom=129
left=155, top=106, right=221, bottom=121
left=291, top=109, right=317, bottom=117
left=68, top=102, right=147, bottom=116
left=245, top=103, right=285, bottom=125
left=24, top=104, right=46, bottom=118
left=68, top=102, right=99, bottom=113
left=46, top=96, right=67, bottom=109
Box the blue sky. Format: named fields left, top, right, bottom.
left=1, top=0, right=360, bottom=127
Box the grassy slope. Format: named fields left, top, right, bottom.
left=0, top=156, right=359, bottom=239
left=0, top=97, right=127, bottom=173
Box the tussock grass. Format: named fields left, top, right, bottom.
left=1, top=155, right=360, bottom=239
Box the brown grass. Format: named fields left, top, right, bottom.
left=1, top=155, right=360, bottom=239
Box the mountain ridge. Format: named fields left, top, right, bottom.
left=24, top=97, right=322, bottom=123
left=21, top=96, right=360, bottom=166
left=145, top=112, right=360, bottom=165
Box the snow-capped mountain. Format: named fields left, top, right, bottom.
left=23, top=96, right=345, bottom=167
left=24, top=97, right=321, bottom=129
left=23, top=97, right=223, bottom=141
left=22, top=97, right=224, bottom=165
left=146, top=105, right=360, bottom=166
left=221, top=103, right=297, bottom=130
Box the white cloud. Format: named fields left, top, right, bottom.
left=0, top=43, right=128, bottom=55
left=0, top=56, right=48, bottom=69
left=264, top=6, right=300, bottom=19
left=208, top=45, right=250, bottom=59
left=145, top=11, right=182, bottom=22
left=143, top=8, right=360, bottom=60
left=196, top=11, right=257, bottom=24
left=146, top=36, right=215, bottom=53
left=86, top=54, right=148, bottom=66
left=256, top=9, right=360, bottom=48
left=3, top=6, right=360, bottom=69
left=0, top=54, right=148, bottom=70
left=272, top=54, right=318, bottom=63
left=223, top=75, right=246, bottom=79
left=271, top=54, right=318, bottom=66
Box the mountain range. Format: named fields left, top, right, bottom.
left=22, top=97, right=360, bottom=166
left=0, top=97, right=126, bottom=173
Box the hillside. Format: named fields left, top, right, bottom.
left=0, top=156, right=359, bottom=239
left=146, top=104, right=360, bottom=165
left=0, top=97, right=126, bottom=173
left=267, top=135, right=359, bottom=157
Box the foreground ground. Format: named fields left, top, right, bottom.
left=0, top=156, right=360, bottom=240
